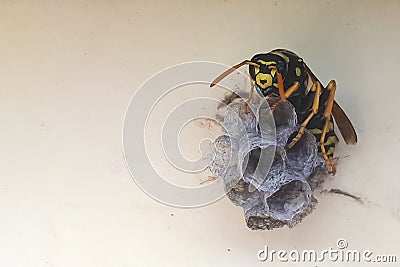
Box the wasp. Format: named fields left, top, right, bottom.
left=210, top=49, right=357, bottom=174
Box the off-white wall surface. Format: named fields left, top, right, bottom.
left=1, top=1, right=399, bottom=266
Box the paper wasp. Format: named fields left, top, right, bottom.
left=210, top=49, right=357, bottom=174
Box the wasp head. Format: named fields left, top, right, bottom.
left=249, top=53, right=287, bottom=97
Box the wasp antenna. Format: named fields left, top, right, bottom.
left=267, top=65, right=286, bottom=100
left=210, top=60, right=259, bottom=87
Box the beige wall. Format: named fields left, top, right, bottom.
left=1, top=1, right=399, bottom=266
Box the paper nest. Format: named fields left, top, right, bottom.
left=209, top=94, right=329, bottom=230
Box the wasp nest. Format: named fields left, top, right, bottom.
left=209, top=94, right=328, bottom=230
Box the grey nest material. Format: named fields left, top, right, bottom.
left=209, top=95, right=328, bottom=230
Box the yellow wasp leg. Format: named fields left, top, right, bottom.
left=320, top=80, right=337, bottom=174
left=270, top=81, right=300, bottom=114
left=320, top=120, right=336, bottom=174
left=287, top=81, right=322, bottom=148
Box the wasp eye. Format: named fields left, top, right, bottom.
left=277, top=60, right=286, bottom=70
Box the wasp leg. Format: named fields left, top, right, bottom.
left=287, top=81, right=322, bottom=148
left=270, top=81, right=300, bottom=114
left=319, top=80, right=337, bottom=174
left=243, top=76, right=255, bottom=114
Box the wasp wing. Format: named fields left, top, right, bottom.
left=332, top=100, right=358, bottom=144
